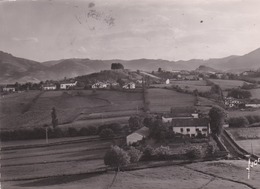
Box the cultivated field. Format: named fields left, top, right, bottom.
left=0, top=90, right=143, bottom=130
left=170, top=80, right=211, bottom=92
left=2, top=160, right=259, bottom=189
left=250, top=88, right=260, bottom=99
left=209, top=79, right=247, bottom=90
left=147, top=88, right=195, bottom=112
left=228, top=109, right=260, bottom=117
left=236, top=139, right=260, bottom=156
left=227, top=127, right=260, bottom=140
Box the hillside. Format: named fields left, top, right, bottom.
left=195, top=65, right=221, bottom=73
left=1, top=47, right=260, bottom=83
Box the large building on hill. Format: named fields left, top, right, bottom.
left=171, top=118, right=210, bottom=137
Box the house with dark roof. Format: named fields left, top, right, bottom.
left=162, top=107, right=199, bottom=123
left=43, top=83, right=57, bottom=90
left=172, top=118, right=210, bottom=137
left=126, top=127, right=149, bottom=145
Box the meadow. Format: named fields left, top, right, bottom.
left=147, top=88, right=195, bottom=112
left=249, top=88, right=260, bottom=99
left=0, top=90, right=143, bottom=130
left=236, top=139, right=260, bottom=156
left=170, top=80, right=211, bottom=93
left=227, top=127, right=260, bottom=140
left=3, top=160, right=259, bottom=189
left=209, top=79, right=247, bottom=90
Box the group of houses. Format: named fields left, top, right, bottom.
left=224, top=97, right=260, bottom=109
left=126, top=107, right=210, bottom=145
left=91, top=81, right=136, bottom=89
left=42, top=80, right=77, bottom=90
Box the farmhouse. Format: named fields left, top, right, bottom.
left=43, top=83, right=57, bottom=90
left=92, top=82, right=109, bottom=89
left=127, top=127, right=149, bottom=145
left=123, top=82, right=135, bottom=89
left=172, top=118, right=210, bottom=137
left=60, top=81, right=77, bottom=89
left=3, top=84, right=16, bottom=92
left=165, top=79, right=170, bottom=84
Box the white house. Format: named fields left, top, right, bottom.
left=92, top=82, right=108, bottom=89
left=43, top=84, right=57, bottom=90
left=3, top=85, right=16, bottom=92
left=127, top=127, right=149, bottom=145
left=161, top=107, right=199, bottom=123
left=60, top=81, right=77, bottom=89
left=123, top=82, right=135, bottom=89
left=165, top=79, right=170, bottom=84
left=172, top=118, right=210, bottom=137
left=245, top=103, right=260, bottom=108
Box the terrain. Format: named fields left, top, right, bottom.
left=1, top=47, right=260, bottom=83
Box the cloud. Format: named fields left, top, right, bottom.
left=77, top=46, right=87, bottom=53
left=12, top=37, right=39, bottom=43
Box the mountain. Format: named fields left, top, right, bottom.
left=1, top=47, right=260, bottom=83
left=0, top=51, right=46, bottom=83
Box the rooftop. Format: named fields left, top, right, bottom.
left=172, top=118, right=209, bottom=127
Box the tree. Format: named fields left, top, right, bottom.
left=104, top=145, right=130, bottom=171
left=158, top=67, right=162, bottom=72
left=51, top=107, right=58, bottom=128
left=208, top=106, right=226, bottom=135
left=128, top=116, right=143, bottom=132
left=228, top=117, right=249, bottom=128
left=227, top=88, right=252, bottom=99
left=127, top=146, right=142, bottom=163
left=99, top=128, right=115, bottom=138
left=111, top=63, right=124, bottom=70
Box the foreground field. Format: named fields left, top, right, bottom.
left=2, top=160, right=259, bottom=189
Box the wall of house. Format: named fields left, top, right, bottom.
left=162, top=117, right=173, bottom=123
left=173, top=126, right=208, bottom=137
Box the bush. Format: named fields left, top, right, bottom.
left=228, top=117, right=249, bottom=128
left=127, top=146, right=142, bottom=163
left=104, top=145, right=130, bottom=170
left=142, top=145, right=155, bottom=160
left=99, top=128, right=115, bottom=138
left=245, top=115, right=260, bottom=124
left=68, top=127, right=78, bottom=137
left=186, top=146, right=203, bottom=160
left=154, top=146, right=171, bottom=160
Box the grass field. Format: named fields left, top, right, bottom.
left=170, top=80, right=211, bottom=93
left=147, top=88, right=195, bottom=112
left=250, top=88, right=260, bottom=99
left=227, top=109, right=260, bottom=117
left=209, top=79, right=247, bottom=90
left=236, top=139, right=260, bottom=156
left=227, top=127, right=260, bottom=140
left=0, top=90, right=143, bottom=130
left=2, top=160, right=259, bottom=189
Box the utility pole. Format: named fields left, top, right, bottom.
left=246, top=155, right=251, bottom=179
left=43, top=125, right=49, bottom=144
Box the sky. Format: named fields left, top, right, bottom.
left=0, top=0, right=260, bottom=62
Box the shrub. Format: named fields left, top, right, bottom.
left=127, top=146, right=142, bottom=163
left=99, top=128, right=115, bottom=138
left=104, top=145, right=130, bottom=170
left=142, top=145, right=155, bottom=160
left=228, top=117, right=249, bottom=128
left=186, top=146, right=204, bottom=160
left=154, top=146, right=171, bottom=160
left=68, top=127, right=78, bottom=137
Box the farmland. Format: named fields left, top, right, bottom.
left=227, top=109, right=260, bottom=118
left=0, top=90, right=143, bottom=130
left=236, top=139, right=260, bottom=156
left=250, top=88, right=260, bottom=99
left=147, top=88, right=195, bottom=112
left=209, top=79, right=247, bottom=90
left=2, top=158, right=259, bottom=189
left=170, top=80, right=211, bottom=93
left=227, top=127, right=260, bottom=140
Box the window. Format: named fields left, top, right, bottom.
left=180, top=128, right=183, bottom=132
left=196, top=128, right=200, bottom=132
left=202, top=128, right=207, bottom=132
left=186, top=128, right=190, bottom=132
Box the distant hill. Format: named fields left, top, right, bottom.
left=1, top=47, right=260, bottom=83
left=195, top=65, right=221, bottom=73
